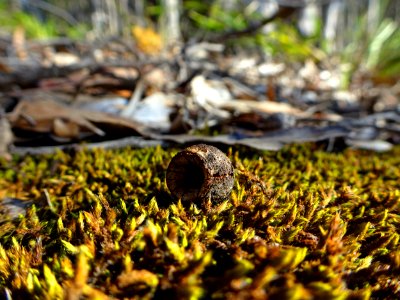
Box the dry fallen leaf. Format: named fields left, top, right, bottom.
left=8, top=99, right=104, bottom=137
left=53, top=118, right=81, bottom=139
left=8, top=99, right=147, bottom=142
left=345, top=139, right=393, bottom=152
left=229, top=112, right=296, bottom=131
left=123, top=92, right=175, bottom=131
left=132, top=26, right=163, bottom=54
left=218, top=99, right=306, bottom=117
left=0, top=110, right=13, bottom=159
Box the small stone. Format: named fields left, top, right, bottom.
left=166, top=144, right=234, bottom=203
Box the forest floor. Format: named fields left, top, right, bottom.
left=0, top=22, right=399, bottom=299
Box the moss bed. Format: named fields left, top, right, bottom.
left=0, top=144, right=399, bottom=299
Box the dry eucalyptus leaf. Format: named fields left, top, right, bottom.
left=150, top=133, right=283, bottom=151
left=230, top=112, right=296, bottom=131
left=8, top=99, right=104, bottom=136
left=218, top=99, right=306, bottom=117
left=346, top=139, right=393, bottom=152
left=124, top=92, right=175, bottom=131
left=190, top=75, right=232, bottom=107
left=76, top=97, right=128, bottom=115
left=0, top=111, right=13, bottom=159
left=52, top=118, right=82, bottom=139
left=46, top=52, right=80, bottom=67
left=8, top=99, right=148, bottom=141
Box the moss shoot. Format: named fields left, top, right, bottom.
left=0, top=144, right=399, bottom=299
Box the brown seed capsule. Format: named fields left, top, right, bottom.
left=166, top=144, right=234, bottom=203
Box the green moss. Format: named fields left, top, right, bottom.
left=0, top=144, right=399, bottom=299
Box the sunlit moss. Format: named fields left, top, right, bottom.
left=0, top=144, right=399, bottom=299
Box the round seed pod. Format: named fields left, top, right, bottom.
left=166, top=144, right=234, bottom=203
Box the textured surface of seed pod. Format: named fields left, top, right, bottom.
left=166, top=144, right=234, bottom=203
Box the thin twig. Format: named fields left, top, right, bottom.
left=209, top=6, right=297, bottom=43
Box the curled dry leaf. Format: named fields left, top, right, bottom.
left=7, top=99, right=147, bottom=142
left=8, top=99, right=104, bottom=136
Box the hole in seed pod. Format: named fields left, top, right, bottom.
left=179, top=161, right=205, bottom=191
left=166, top=144, right=234, bottom=203
left=166, top=154, right=206, bottom=200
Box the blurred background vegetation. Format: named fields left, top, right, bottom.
left=0, top=0, right=399, bottom=84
